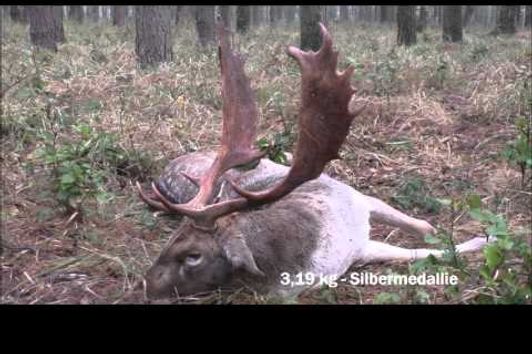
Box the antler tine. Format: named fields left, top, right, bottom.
left=136, top=181, right=170, bottom=212
left=230, top=23, right=361, bottom=202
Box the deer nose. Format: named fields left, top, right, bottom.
left=145, top=266, right=173, bottom=298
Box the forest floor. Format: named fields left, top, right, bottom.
left=1, top=21, right=531, bottom=304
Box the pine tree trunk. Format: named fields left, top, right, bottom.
left=88, top=6, right=99, bottom=22
left=53, top=6, right=65, bottom=43
left=380, top=6, right=393, bottom=23
left=10, top=6, right=27, bottom=23
left=397, top=6, right=416, bottom=46
left=220, top=6, right=231, bottom=28
left=442, top=6, right=463, bottom=42
left=112, top=6, right=126, bottom=26
left=513, top=6, right=521, bottom=29
left=236, top=6, right=250, bottom=33
left=69, top=6, right=84, bottom=23
left=463, top=6, right=474, bottom=27
left=321, top=6, right=335, bottom=25
left=300, top=6, right=322, bottom=51
left=195, top=6, right=215, bottom=47
left=28, top=6, right=58, bottom=51
left=416, top=6, right=428, bottom=32
left=251, top=6, right=262, bottom=27
left=284, top=6, right=297, bottom=25
left=434, top=6, right=442, bottom=26
left=340, top=6, right=349, bottom=22
left=494, top=6, right=517, bottom=34
left=135, top=6, right=173, bottom=69
left=174, top=6, right=181, bottom=26
left=270, top=6, right=282, bottom=25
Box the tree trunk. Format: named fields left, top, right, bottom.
left=416, top=6, right=428, bottom=32
left=380, top=6, right=394, bottom=23
left=284, top=6, right=297, bottom=25
left=270, top=6, right=282, bottom=25
left=251, top=6, right=262, bottom=27
left=112, top=6, right=126, bottom=26
left=434, top=6, right=442, bottom=26
left=300, top=6, right=322, bottom=51
left=339, top=6, right=349, bottom=22
left=53, top=6, right=65, bottom=43
left=88, top=6, right=99, bottom=22
left=28, top=6, right=58, bottom=51
left=195, top=6, right=215, bottom=47
left=236, top=6, right=250, bottom=33
left=101, top=6, right=108, bottom=21
left=526, top=6, right=532, bottom=28
left=442, top=6, right=463, bottom=42
left=321, top=6, right=336, bottom=25
left=10, top=6, right=27, bottom=23
left=135, top=6, right=173, bottom=69
left=69, top=6, right=84, bottom=23
left=397, top=6, right=416, bottom=46
left=220, top=6, right=231, bottom=28
left=463, top=6, right=474, bottom=27
left=494, top=6, right=517, bottom=34
left=174, top=6, right=181, bottom=26
left=513, top=6, right=520, bottom=29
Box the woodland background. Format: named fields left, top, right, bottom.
left=1, top=6, right=531, bottom=304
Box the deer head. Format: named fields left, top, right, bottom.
left=137, top=23, right=362, bottom=299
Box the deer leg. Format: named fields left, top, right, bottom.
left=360, top=237, right=492, bottom=264
left=366, top=196, right=436, bottom=237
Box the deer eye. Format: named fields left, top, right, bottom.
left=184, top=253, right=203, bottom=267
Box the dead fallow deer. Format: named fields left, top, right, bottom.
left=136, top=23, right=491, bottom=300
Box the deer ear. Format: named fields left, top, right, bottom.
left=220, top=235, right=265, bottom=277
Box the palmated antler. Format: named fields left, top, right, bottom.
left=138, top=23, right=264, bottom=228
left=138, top=23, right=363, bottom=229
left=230, top=23, right=363, bottom=201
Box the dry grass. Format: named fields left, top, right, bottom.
left=1, top=20, right=531, bottom=304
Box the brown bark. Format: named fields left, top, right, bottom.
left=493, top=6, right=518, bottom=34
left=220, top=6, right=231, bottom=28
left=463, top=6, right=474, bottom=27
left=28, top=6, right=59, bottom=51
left=53, top=6, right=65, bottom=43
left=339, top=6, right=349, bottom=22
left=284, top=6, right=297, bottom=24
left=417, top=6, right=428, bottom=32
left=442, top=6, right=463, bottom=42
left=251, top=6, right=262, bottom=27
left=195, top=6, right=215, bottom=47
left=236, top=6, right=250, bottom=33
left=10, top=6, right=27, bottom=23
left=135, top=6, right=173, bottom=68
left=69, top=6, right=83, bottom=23
left=397, top=6, right=416, bottom=46
left=380, top=6, right=394, bottom=23
left=112, top=6, right=126, bottom=26
left=88, top=6, right=99, bottom=22
left=270, top=6, right=282, bottom=24
left=300, top=6, right=322, bottom=51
